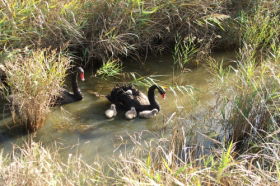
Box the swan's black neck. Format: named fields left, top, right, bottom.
left=147, top=85, right=160, bottom=111
left=71, top=70, right=83, bottom=100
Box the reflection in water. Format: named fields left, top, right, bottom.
left=0, top=52, right=235, bottom=162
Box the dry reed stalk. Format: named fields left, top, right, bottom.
left=4, top=49, right=70, bottom=131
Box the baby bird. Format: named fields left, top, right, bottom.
left=125, top=107, right=137, bottom=120
left=105, top=104, right=117, bottom=119
left=125, top=89, right=133, bottom=99
left=125, top=89, right=133, bottom=95
left=139, top=109, right=158, bottom=119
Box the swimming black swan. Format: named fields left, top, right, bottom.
left=106, top=84, right=166, bottom=112
left=54, top=66, right=85, bottom=106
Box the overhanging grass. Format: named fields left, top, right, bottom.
left=1, top=0, right=238, bottom=63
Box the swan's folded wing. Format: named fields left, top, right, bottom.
left=135, top=92, right=150, bottom=105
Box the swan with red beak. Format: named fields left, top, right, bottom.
left=54, top=66, right=85, bottom=106
left=106, top=84, right=166, bottom=118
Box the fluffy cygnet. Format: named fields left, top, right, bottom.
left=125, top=107, right=137, bottom=120
left=125, top=89, right=133, bottom=95
left=105, top=104, right=117, bottom=119
left=139, top=109, right=158, bottom=119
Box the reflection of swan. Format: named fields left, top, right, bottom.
left=139, top=109, right=159, bottom=119
left=125, top=107, right=137, bottom=120
left=105, top=104, right=117, bottom=119
left=106, top=84, right=166, bottom=112
left=54, top=67, right=85, bottom=106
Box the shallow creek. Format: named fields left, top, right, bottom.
left=0, top=52, right=235, bottom=162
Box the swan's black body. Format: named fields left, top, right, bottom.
left=106, top=84, right=165, bottom=112
left=54, top=66, right=85, bottom=106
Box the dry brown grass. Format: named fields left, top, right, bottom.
left=0, top=141, right=105, bottom=185
left=1, top=0, right=240, bottom=64
left=3, top=49, right=70, bottom=131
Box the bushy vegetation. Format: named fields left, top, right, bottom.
left=1, top=49, right=70, bottom=131
left=96, top=58, right=122, bottom=79
left=0, top=141, right=105, bottom=185
left=0, top=0, right=237, bottom=63
left=215, top=0, right=280, bottom=149
left=173, top=34, right=198, bottom=70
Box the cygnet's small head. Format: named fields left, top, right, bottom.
left=110, top=104, right=116, bottom=110
left=151, top=109, right=158, bottom=114
left=131, top=107, right=136, bottom=112
left=126, top=89, right=133, bottom=95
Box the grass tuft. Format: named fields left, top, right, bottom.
left=173, top=34, right=198, bottom=70
left=96, top=58, right=122, bottom=79
left=2, top=48, right=70, bottom=131
left=0, top=141, right=105, bottom=185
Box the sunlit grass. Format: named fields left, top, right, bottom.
left=1, top=122, right=278, bottom=185
left=96, top=58, right=122, bottom=79
left=1, top=48, right=70, bottom=131
left=128, top=72, right=162, bottom=87
left=0, top=0, right=233, bottom=62
left=0, top=141, right=105, bottom=185
left=212, top=0, right=280, bottom=153
left=241, top=5, right=279, bottom=55
left=0, top=0, right=280, bottom=185
left=0, top=0, right=86, bottom=49
left=173, top=34, right=198, bottom=70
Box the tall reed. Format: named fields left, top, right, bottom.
left=0, top=141, right=105, bottom=185
left=3, top=49, right=70, bottom=131
left=173, top=34, right=198, bottom=70
left=214, top=0, right=280, bottom=151
left=96, top=58, right=122, bottom=79
left=1, top=0, right=234, bottom=63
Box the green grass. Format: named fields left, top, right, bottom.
left=213, top=0, right=280, bottom=152
left=0, top=0, right=234, bottom=63
left=96, top=58, right=123, bottom=79
left=0, top=0, right=280, bottom=185
left=1, top=48, right=70, bottom=131
left=173, top=34, right=198, bottom=70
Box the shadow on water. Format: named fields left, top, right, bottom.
left=0, top=114, right=30, bottom=154
left=0, top=100, right=31, bottom=149
left=0, top=52, right=236, bottom=161
left=0, top=124, right=29, bottom=144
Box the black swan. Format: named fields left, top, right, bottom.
left=106, top=84, right=166, bottom=112
left=54, top=66, right=85, bottom=106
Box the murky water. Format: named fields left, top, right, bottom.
left=0, top=52, right=235, bottom=161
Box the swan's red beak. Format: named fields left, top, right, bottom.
left=161, top=93, right=166, bottom=99
left=80, top=72, right=85, bottom=81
